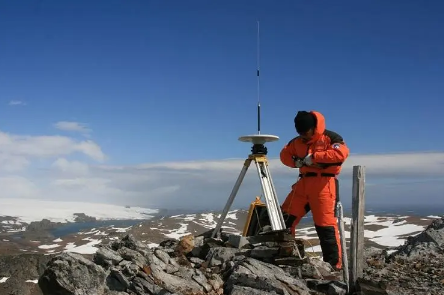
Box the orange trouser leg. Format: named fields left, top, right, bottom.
left=307, top=177, right=342, bottom=270
left=281, top=180, right=310, bottom=236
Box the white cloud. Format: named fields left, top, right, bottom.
left=52, top=158, right=89, bottom=175
left=0, top=127, right=443, bottom=212
left=0, top=130, right=106, bottom=172
left=8, top=100, right=26, bottom=106
left=53, top=121, right=91, bottom=135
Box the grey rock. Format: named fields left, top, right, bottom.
left=94, top=245, right=123, bottom=268
left=147, top=250, right=168, bottom=271
left=38, top=252, right=107, bottom=295
left=104, top=291, right=129, bottom=295
left=206, top=247, right=239, bottom=267
left=227, top=234, right=249, bottom=249
left=111, top=234, right=147, bottom=252
left=228, top=285, right=280, bottom=295
left=327, top=281, right=347, bottom=295
left=207, top=273, right=223, bottom=291
left=225, top=257, right=311, bottom=295
left=107, top=268, right=131, bottom=291
left=154, top=249, right=171, bottom=264
left=165, top=264, right=179, bottom=274
left=192, top=269, right=213, bottom=292
left=249, top=246, right=280, bottom=259
left=300, top=263, right=323, bottom=279
left=190, top=257, right=205, bottom=265
left=190, top=236, right=206, bottom=257
left=363, top=246, right=384, bottom=258
left=301, top=257, right=337, bottom=279
left=130, top=276, right=167, bottom=294
left=150, top=262, right=204, bottom=294
left=117, top=247, right=148, bottom=269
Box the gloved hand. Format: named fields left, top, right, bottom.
left=293, top=156, right=304, bottom=168
left=295, top=158, right=304, bottom=168
left=303, top=154, right=313, bottom=166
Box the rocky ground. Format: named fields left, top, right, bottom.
left=29, top=216, right=444, bottom=295
left=361, top=217, right=444, bottom=295
left=0, top=209, right=442, bottom=295
left=38, top=229, right=346, bottom=295
left=0, top=253, right=53, bottom=295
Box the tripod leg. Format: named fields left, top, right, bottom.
left=211, top=158, right=252, bottom=238
left=254, top=158, right=286, bottom=231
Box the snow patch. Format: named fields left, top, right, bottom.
left=164, top=223, right=189, bottom=239
left=367, top=223, right=424, bottom=247
left=64, top=237, right=102, bottom=254
left=38, top=244, right=61, bottom=250
left=297, top=214, right=428, bottom=249
left=111, top=226, right=132, bottom=233
left=428, top=215, right=441, bottom=219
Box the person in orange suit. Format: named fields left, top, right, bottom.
left=280, top=110, right=349, bottom=270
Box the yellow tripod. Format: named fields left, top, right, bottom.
left=211, top=135, right=286, bottom=238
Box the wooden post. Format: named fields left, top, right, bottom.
left=349, top=165, right=365, bottom=293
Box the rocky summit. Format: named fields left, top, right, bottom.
left=38, top=229, right=345, bottom=295
left=36, top=217, right=444, bottom=295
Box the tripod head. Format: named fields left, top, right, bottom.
left=252, top=143, right=267, bottom=155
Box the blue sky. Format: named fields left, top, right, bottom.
left=0, top=1, right=443, bottom=212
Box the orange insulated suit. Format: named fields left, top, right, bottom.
left=280, top=110, right=349, bottom=270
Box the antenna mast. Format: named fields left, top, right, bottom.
left=256, top=20, right=261, bottom=134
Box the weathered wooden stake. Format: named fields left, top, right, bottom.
left=349, top=165, right=365, bottom=293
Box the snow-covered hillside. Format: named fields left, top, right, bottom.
left=0, top=198, right=441, bottom=258
left=0, top=198, right=158, bottom=225
left=7, top=209, right=438, bottom=257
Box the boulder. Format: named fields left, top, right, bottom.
left=38, top=252, right=107, bottom=295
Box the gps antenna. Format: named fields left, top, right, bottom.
left=256, top=20, right=261, bottom=134
left=212, top=22, right=286, bottom=238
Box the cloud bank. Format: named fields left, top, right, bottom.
left=0, top=123, right=443, bottom=213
